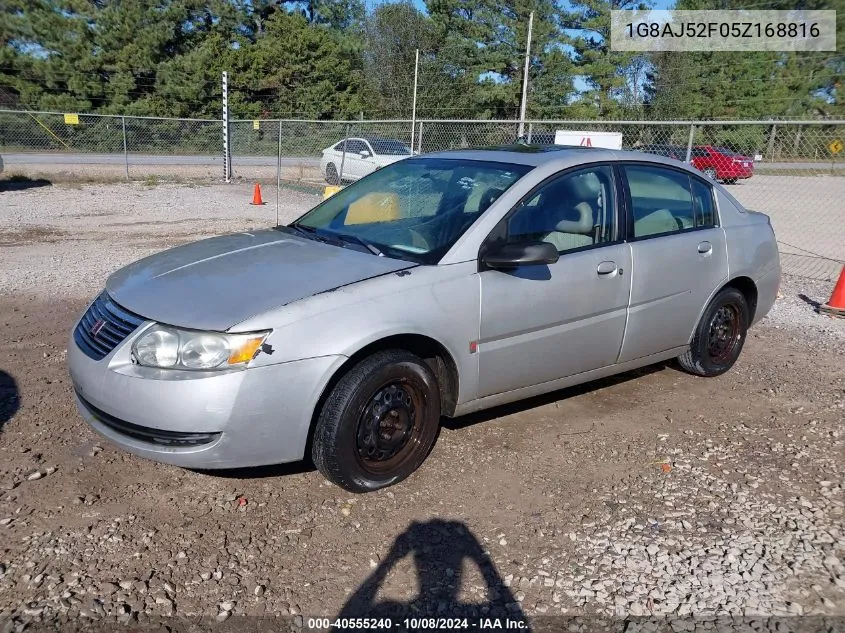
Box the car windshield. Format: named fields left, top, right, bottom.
left=288, top=158, right=532, bottom=264
left=369, top=140, right=413, bottom=155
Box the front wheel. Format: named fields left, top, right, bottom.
left=703, top=167, right=718, bottom=182
left=724, top=178, right=738, bottom=185
left=311, top=350, right=441, bottom=492
left=678, top=287, right=749, bottom=377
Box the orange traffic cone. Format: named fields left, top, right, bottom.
left=818, top=265, right=845, bottom=318
left=250, top=183, right=265, bottom=206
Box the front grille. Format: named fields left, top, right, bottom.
left=80, top=396, right=220, bottom=447
left=74, top=293, right=145, bottom=360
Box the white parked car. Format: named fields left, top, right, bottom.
left=320, top=137, right=413, bottom=184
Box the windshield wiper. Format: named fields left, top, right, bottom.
left=289, top=224, right=331, bottom=243
left=291, top=224, right=383, bottom=257
left=332, top=232, right=384, bottom=257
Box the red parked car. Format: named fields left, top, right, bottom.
left=690, top=146, right=754, bottom=184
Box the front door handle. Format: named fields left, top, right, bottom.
left=698, top=241, right=713, bottom=255
left=597, top=261, right=617, bottom=276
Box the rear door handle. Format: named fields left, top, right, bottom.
left=698, top=241, right=713, bottom=255
left=597, top=261, right=617, bottom=276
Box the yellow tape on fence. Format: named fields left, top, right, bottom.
left=29, top=114, right=72, bottom=150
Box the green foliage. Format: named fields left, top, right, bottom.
left=645, top=0, right=843, bottom=120
left=0, top=0, right=838, bottom=121
left=562, top=0, right=652, bottom=119
left=232, top=11, right=364, bottom=119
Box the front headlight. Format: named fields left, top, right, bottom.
left=131, top=325, right=269, bottom=370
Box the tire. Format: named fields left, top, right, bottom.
left=703, top=167, right=718, bottom=182
left=724, top=178, right=738, bottom=185
left=678, top=287, right=749, bottom=377
left=326, top=163, right=340, bottom=185
left=311, top=350, right=441, bottom=493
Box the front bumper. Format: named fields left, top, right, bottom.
left=68, top=335, right=346, bottom=469
left=719, top=167, right=754, bottom=179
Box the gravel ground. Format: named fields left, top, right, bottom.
left=0, top=181, right=314, bottom=297
left=1, top=181, right=844, bottom=632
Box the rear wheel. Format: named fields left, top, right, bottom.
left=312, top=350, right=441, bottom=492
left=703, top=167, right=718, bottom=182
left=326, top=163, right=340, bottom=185
left=678, top=287, right=749, bottom=377
left=724, top=178, right=738, bottom=184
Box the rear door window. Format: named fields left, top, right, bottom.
left=346, top=140, right=367, bottom=154
left=624, top=165, right=697, bottom=237
left=690, top=178, right=717, bottom=227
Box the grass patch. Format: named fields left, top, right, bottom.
left=278, top=179, right=325, bottom=196
left=755, top=167, right=845, bottom=177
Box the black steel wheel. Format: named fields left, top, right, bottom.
left=312, top=350, right=441, bottom=492
left=678, top=287, right=749, bottom=377
left=355, top=381, right=427, bottom=476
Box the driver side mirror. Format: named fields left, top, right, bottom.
left=482, top=240, right=559, bottom=270
left=359, top=150, right=371, bottom=159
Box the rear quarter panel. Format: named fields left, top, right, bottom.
left=718, top=189, right=780, bottom=325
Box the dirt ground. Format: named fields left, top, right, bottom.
left=0, top=181, right=844, bottom=631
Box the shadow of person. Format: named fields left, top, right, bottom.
left=334, top=519, right=529, bottom=629
left=0, top=177, right=52, bottom=192
left=0, top=370, right=20, bottom=433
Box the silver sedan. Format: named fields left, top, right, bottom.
left=68, top=146, right=780, bottom=492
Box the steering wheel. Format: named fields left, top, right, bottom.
left=409, top=209, right=476, bottom=252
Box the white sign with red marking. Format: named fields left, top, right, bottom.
left=554, top=130, right=623, bottom=150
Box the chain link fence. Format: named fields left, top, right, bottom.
left=1, top=110, right=843, bottom=279
left=0, top=110, right=222, bottom=180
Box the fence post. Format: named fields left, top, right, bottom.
left=684, top=124, right=696, bottom=163
left=222, top=71, right=231, bottom=183
left=411, top=48, right=419, bottom=150
left=517, top=12, right=534, bottom=138
left=339, top=123, right=350, bottom=183
left=417, top=121, right=424, bottom=154
left=766, top=123, right=777, bottom=161
left=276, top=120, right=282, bottom=226
left=527, top=122, right=533, bottom=143
left=121, top=116, right=129, bottom=181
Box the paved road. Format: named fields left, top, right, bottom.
left=2, top=152, right=842, bottom=171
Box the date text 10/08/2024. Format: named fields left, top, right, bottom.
left=307, top=617, right=529, bottom=630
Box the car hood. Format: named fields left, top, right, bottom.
left=106, top=229, right=416, bottom=331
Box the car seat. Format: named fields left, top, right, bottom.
left=536, top=173, right=599, bottom=251
left=633, top=208, right=685, bottom=236
left=478, top=187, right=505, bottom=214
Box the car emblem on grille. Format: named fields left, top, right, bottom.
left=90, top=319, right=106, bottom=338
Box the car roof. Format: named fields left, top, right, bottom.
left=423, top=144, right=697, bottom=170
